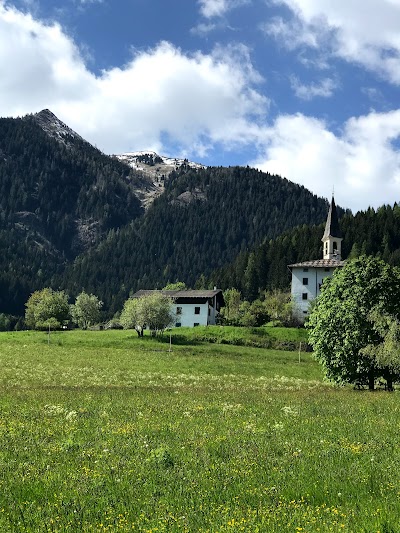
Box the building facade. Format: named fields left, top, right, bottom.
left=289, top=197, right=345, bottom=323
left=132, top=289, right=225, bottom=328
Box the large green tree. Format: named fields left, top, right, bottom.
left=307, top=256, right=400, bottom=390
left=25, top=288, right=70, bottom=330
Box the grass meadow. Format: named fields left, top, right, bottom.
left=0, top=328, right=399, bottom=532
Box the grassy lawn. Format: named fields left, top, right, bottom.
left=0, top=330, right=399, bottom=532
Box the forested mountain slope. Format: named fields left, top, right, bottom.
left=61, top=165, right=337, bottom=313
left=205, top=203, right=400, bottom=300
left=0, top=111, right=144, bottom=313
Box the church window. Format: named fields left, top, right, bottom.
left=303, top=277, right=308, bottom=285
left=303, top=268, right=309, bottom=272
left=302, top=293, right=308, bottom=300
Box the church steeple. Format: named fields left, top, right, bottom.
left=322, top=197, right=342, bottom=260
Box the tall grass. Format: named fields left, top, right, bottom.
left=0, top=330, right=398, bottom=532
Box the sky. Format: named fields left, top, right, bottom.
left=1, top=0, right=400, bottom=212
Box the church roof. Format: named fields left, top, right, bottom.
left=288, top=259, right=346, bottom=269
left=322, top=197, right=342, bottom=239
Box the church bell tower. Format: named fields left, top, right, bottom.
left=322, top=197, right=342, bottom=260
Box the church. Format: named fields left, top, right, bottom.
left=289, top=197, right=345, bottom=323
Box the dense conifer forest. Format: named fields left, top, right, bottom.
left=0, top=111, right=143, bottom=314
left=205, top=203, right=400, bottom=301
left=1, top=110, right=400, bottom=320
left=60, top=165, right=335, bottom=314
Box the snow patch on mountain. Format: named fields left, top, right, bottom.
left=115, top=151, right=206, bottom=209
left=117, top=151, right=205, bottom=175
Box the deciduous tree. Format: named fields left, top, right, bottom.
left=120, top=293, right=175, bottom=336
left=307, top=256, right=400, bottom=390
left=120, top=297, right=144, bottom=336
left=163, top=282, right=187, bottom=291
left=71, top=291, right=103, bottom=329
left=25, top=288, right=70, bottom=330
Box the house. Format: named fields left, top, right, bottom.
left=132, top=289, right=225, bottom=327
left=288, top=197, right=345, bottom=323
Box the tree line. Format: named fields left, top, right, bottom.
left=204, top=203, right=400, bottom=301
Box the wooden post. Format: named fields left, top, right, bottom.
left=169, top=333, right=172, bottom=353
left=298, top=342, right=302, bottom=363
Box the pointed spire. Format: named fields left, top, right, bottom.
left=323, top=197, right=342, bottom=240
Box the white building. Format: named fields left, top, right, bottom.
left=288, top=197, right=345, bottom=323
left=132, top=289, right=225, bottom=328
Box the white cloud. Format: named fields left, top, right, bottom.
left=0, top=3, right=95, bottom=117
left=290, top=76, right=338, bottom=100
left=199, top=0, right=227, bottom=18
left=198, top=0, right=249, bottom=19
left=250, top=110, right=400, bottom=212
left=262, top=15, right=324, bottom=50
left=266, top=0, right=400, bottom=84
left=0, top=3, right=268, bottom=154
left=190, top=21, right=217, bottom=36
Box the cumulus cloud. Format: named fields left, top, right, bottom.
left=0, top=2, right=267, bottom=155
left=251, top=110, right=400, bottom=212
left=0, top=3, right=95, bottom=116
left=265, top=0, right=400, bottom=84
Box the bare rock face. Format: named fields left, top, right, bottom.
left=116, top=151, right=206, bottom=209
left=170, top=189, right=207, bottom=206
left=33, top=109, right=84, bottom=146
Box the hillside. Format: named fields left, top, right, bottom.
left=0, top=110, right=145, bottom=313
left=0, top=109, right=350, bottom=317
left=205, top=203, right=400, bottom=300
left=61, top=165, right=335, bottom=313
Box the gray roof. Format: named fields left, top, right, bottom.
left=322, top=197, right=342, bottom=240
left=288, top=259, right=346, bottom=268
left=132, top=289, right=223, bottom=299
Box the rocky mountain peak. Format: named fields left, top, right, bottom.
left=33, top=109, right=84, bottom=145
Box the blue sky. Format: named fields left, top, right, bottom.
left=1, top=0, right=400, bottom=212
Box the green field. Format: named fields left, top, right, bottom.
left=0, top=329, right=399, bottom=532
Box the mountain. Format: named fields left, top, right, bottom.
left=1, top=109, right=145, bottom=253
left=0, top=109, right=361, bottom=318
left=0, top=110, right=145, bottom=313
left=61, top=164, right=337, bottom=314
